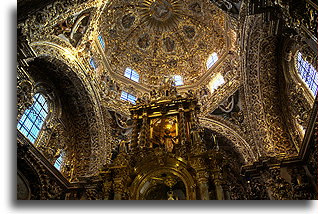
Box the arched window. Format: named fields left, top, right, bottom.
left=120, top=91, right=137, bottom=104
left=297, top=52, right=318, bottom=95
left=173, top=75, right=183, bottom=86
left=90, top=57, right=97, bottom=69
left=17, top=93, right=48, bottom=143
left=124, top=67, right=140, bottom=82
left=98, top=35, right=105, bottom=49
left=208, top=73, right=225, bottom=93
left=54, top=154, right=63, bottom=171
left=206, top=52, right=218, bottom=70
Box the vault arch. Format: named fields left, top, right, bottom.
left=199, top=117, right=256, bottom=164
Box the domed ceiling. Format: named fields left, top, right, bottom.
left=99, top=0, right=229, bottom=87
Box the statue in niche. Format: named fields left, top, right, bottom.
left=132, top=54, right=142, bottom=63
left=183, top=26, right=196, bottom=39
left=163, top=129, right=177, bottom=152
left=109, top=29, right=117, bottom=38
left=138, top=34, right=150, bottom=49
left=150, top=116, right=178, bottom=152
left=163, top=37, right=175, bottom=52
left=168, top=59, right=177, bottom=67
left=189, top=2, right=201, bottom=14
left=122, top=13, right=135, bottom=29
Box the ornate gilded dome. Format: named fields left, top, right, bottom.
left=99, top=0, right=229, bottom=87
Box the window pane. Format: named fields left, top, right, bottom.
left=19, top=126, right=28, bottom=137
left=34, top=93, right=40, bottom=100
left=297, top=52, right=318, bottom=95
left=120, top=91, right=136, bottom=104
left=124, top=67, right=139, bottom=82
left=37, top=94, right=45, bottom=104
left=207, top=52, right=218, bottom=69
left=314, top=72, right=318, bottom=83
left=90, top=57, right=97, bottom=69
left=30, top=126, right=40, bottom=138
left=17, top=93, right=49, bottom=143
left=43, top=102, right=48, bottom=112
left=98, top=35, right=105, bottom=49
left=19, top=114, right=27, bottom=125
left=24, top=118, right=33, bottom=130
left=312, top=83, right=317, bottom=94
left=173, top=75, right=183, bottom=86
left=54, top=155, right=63, bottom=171
left=28, top=135, right=35, bottom=143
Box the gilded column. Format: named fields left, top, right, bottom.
left=212, top=168, right=225, bottom=200
left=138, top=111, right=148, bottom=148
left=210, top=151, right=225, bottom=200
left=178, top=106, right=186, bottom=145
left=113, top=178, right=124, bottom=200
left=196, top=170, right=210, bottom=200
left=130, top=114, right=139, bottom=150
left=17, top=78, right=34, bottom=120
left=191, top=157, right=209, bottom=200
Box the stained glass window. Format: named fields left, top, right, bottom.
left=90, top=57, right=97, bottom=69
left=17, top=93, right=48, bottom=143
left=173, top=75, right=183, bottom=86
left=98, top=35, right=105, bottom=49
left=297, top=52, right=318, bottom=95
left=120, top=91, right=137, bottom=104
left=207, top=52, right=218, bottom=70
left=54, top=154, right=63, bottom=171
left=124, top=67, right=140, bottom=82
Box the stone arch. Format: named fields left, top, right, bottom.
left=26, top=40, right=111, bottom=178
left=199, top=117, right=256, bottom=164
left=278, top=37, right=316, bottom=150
left=241, top=14, right=297, bottom=158
left=131, top=163, right=196, bottom=200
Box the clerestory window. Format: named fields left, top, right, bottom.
left=98, top=35, right=105, bottom=49
left=206, top=52, right=218, bottom=70
left=124, top=67, right=140, bottom=82
left=208, top=73, right=225, bottom=93
left=90, top=57, right=97, bottom=69
left=54, top=154, right=63, bottom=171
left=173, top=75, right=183, bottom=86
left=297, top=52, right=318, bottom=95
left=120, top=91, right=137, bottom=104
left=17, top=93, right=48, bottom=143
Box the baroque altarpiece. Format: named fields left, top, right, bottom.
left=17, top=0, right=317, bottom=200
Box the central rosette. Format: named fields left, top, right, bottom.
left=150, top=0, right=173, bottom=21
left=139, top=0, right=182, bottom=32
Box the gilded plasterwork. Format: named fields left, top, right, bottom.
left=99, top=0, right=228, bottom=86
left=242, top=15, right=297, bottom=158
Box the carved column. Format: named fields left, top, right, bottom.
left=178, top=106, right=186, bottom=145
left=212, top=168, right=224, bottom=200
left=130, top=114, right=139, bottom=150
left=17, top=77, right=34, bottom=120
left=196, top=170, right=210, bottom=200
left=138, top=111, right=148, bottom=148
left=17, top=29, right=36, bottom=121
left=209, top=151, right=226, bottom=200
left=113, top=178, right=124, bottom=200
left=191, top=157, right=209, bottom=200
